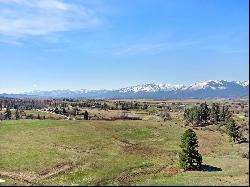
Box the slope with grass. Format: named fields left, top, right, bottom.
left=0, top=116, right=248, bottom=186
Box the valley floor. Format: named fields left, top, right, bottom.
left=0, top=117, right=249, bottom=186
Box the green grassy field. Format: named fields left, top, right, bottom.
left=0, top=117, right=248, bottom=185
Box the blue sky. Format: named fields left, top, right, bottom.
left=0, top=0, right=249, bottom=93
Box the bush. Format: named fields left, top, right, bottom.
left=26, top=114, right=34, bottom=119
left=241, top=152, right=249, bottom=159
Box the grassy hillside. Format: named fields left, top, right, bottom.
left=0, top=117, right=248, bottom=186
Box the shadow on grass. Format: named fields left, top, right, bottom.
left=199, top=165, right=222, bottom=172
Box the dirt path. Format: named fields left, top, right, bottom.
left=0, top=171, right=38, bottom=185
left=94, top=163, right=178, bottom=186
left=0, top=160, right=87, bottom=185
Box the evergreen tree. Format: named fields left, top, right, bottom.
left=115, top=103, right=119, bottom=110
left=184, top=106, right=201, bottom=125
left=143, top=103, right=148, bottom=110
left=73, top=107, right=77, bottom=116
left=200, top=102, right=209, bottom=123
left=62, top=108, right=67, bottom=116
left=192, top=106, right=201, bottom=125
left=84, top=110, right=89, bottom=120
left=4, top=108, right=12, bottom=120
left=103, top=103, right=108, bottom=110
left=224, top=106, right=232, bottom=120
left=15, top=109, right=20, bottom=120
left=225, top=118, right=240, bottom=143
left=179, top=129, right=202, bottom=170
left=54, top=107, right=60, bottom=114
left=220, top=105, right=231, bottom=122
left=184, top=108, right=189, bottom=120
left=210, top=103, right=220, bottom=123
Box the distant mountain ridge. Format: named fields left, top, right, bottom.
left=1, top=80, right=249, bottom=99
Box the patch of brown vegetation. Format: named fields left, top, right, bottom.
left=38, top=162, right=75, bottom=180
left=0, top=171, right=37, bottom=185
left=114, top=165, right=168, bottom=185
left=113, top=135, right=162, bottom=157
left=112, top=135, right=134, bottom=146
left=0, top=160, right=88, bottom=184
left=122, top=143, right=159, bottom=156
left=162, top=166, right=179, bottom=176
left=51, top=143, right=96, bottom=154
left=93, top=165, right=161, bottom=186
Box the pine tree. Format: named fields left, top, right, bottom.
left=210, top=103, right=220, bottom=123
left=143, top=103, right=148, bottom=110
left=225, top=118, right=240, bottom=143
left=184, top=108, right=189, bottom=121
left=224, top=106, right=232, bottom=121
left=220, top=105, right=231, bottom=122
left=184, top=106, right=201, bottom=125
left=200, top=102, right=209, bottom=123
left=103, top=103, right=108, bottom=110
left=62, top=108, right=67, bottom=116
left=54, top=107, right=60, bottom=114
left=84, top=111, right=89, bottom=120
left=15, top=109, right=20, bottom=120
left=179, top=129, right=202, bottom=170
left=115, top=103, right=119, bottom=110
left=192, top=106, right=201, bottom=125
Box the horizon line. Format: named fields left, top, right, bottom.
left=0, top=79, right=248, bottom=95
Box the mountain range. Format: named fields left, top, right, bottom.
left=0, top=80, right=249, bottom=99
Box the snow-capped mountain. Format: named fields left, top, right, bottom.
left=118, top=83, right=185, bottom=93
left=184, top=80, right=248, bottom=91
left=1, top=80, right=248, bottom=99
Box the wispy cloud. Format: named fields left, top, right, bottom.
left=0, top=0, right=99, bottom=38
left=113, top=41, right=199, bottom=56
left=0, top=38, right=23, bottom=45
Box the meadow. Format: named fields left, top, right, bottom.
left=0, top=112, right=248, bottom=186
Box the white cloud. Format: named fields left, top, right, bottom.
left=0, top=0, right=99, bottom=37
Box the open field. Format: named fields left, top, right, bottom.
left=0, top=115, right=248, bottom=186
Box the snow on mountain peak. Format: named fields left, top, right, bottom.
left=237, top=80, right=249, bottom=87
left=114, top=80, right=249, bottom=93
left=19, top=80, right=248, bottom=98
left=118, top=83, right=185, bottom=93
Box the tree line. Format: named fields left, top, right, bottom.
left=184, top=102, right=246, bottom=143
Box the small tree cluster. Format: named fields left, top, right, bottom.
left=184, top=106, right=201, bottom=125
left=184, top=102, right=231, bottom=125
